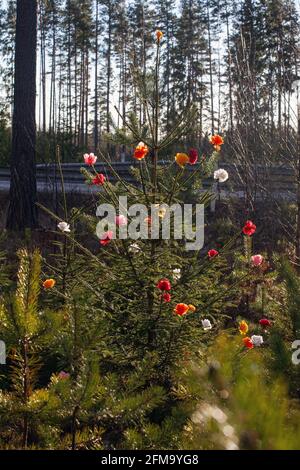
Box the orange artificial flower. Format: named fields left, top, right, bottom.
left=133, top=142, right=149, bottom=160
left=175, top=153, right=189, bottom=168
left=43, top=279, right=56, bottom=289
left=188, top=305, right=196, bottom=313
left=243, top=337, right=254, bottom=350
left=239, top=320, right=249, bottom=336
left=174, top=303, right=190, bottom=317
left=210, top=135, right=224, bottom=151
left=156, top=30, right=163, bottom=42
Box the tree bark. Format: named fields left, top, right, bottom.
left=7, top=0, right=38, bottom=230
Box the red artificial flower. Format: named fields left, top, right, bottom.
left=243, top=220, right=257, bottom=237
left=189, top=148, right=198, bottom=165
left=100, top=231, right=114, bottom=246
left=243, top=337, right=254, bottom=350
left=174, top=303, right=190, bottom=317
left=259, top=318, right=272, bottom=328
left=157, top=279, right=171, bottom=291
left=144, top=216, right=152, bottom=226
left=92, top=173, right=106, bottom=185
left=162, top=292, right=171, bottom=303
left=133, top=142, right=149, bottom=160
left=208, top=249, right=219, bottom=259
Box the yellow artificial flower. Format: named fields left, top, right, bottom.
left=175, top=153, right=189, bottom=168
left=188, top=305, right=196, bottom=313
left=154, top=204, right=167, bottom=219
left=239, top=320, right=249, bottom=336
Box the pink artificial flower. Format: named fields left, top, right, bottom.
left=100, top=231, right=114, bottom=246
left=84, top=153, right=97, bottom=166
left=115, top=215, right=128, bottom=227
left=251, top=255, right=263, bottom=267
left=189, top=148, right=198, bottom=165
left=58, top=371, right=70, bottom=380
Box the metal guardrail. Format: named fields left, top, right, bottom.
left=0, top=162, right=297, bottom=197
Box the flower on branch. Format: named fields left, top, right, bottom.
left=58, top=371, right=70, bottom=380
left=251, top=335, right=264, bottom=347
left=92, top=173, right=106, bottom=185
left=144, top=216, right=152, bottom=226
left=133, top=142, right=149, bottom=160
left=100, top=231, right=114, bottom=246
left=243, top=337, right=254, bottom=349
left=173, top=268, right=181, bottom=281
left=58, top=221, right=71, bottom=233
left=202, top=319, right=213, bottom=331
left=156, top=30, right=163, bottom=43
left=188, top=148, right=198, bottom=165
left=157, top=279, right=171, bottom=291
left=115, top=215, right=128, bottom=226
left=259, top=318, right=272, bottom=328
left=243, top=220, right=257, bottom=237
left=188, top=305, right=196, bottom=313
left=43, top=279, right=56, bottom=289
left=129, top=243, right=141, bottom=254
left=251, top=255, right=263, bottom=266
left=154, top=204, right=167, bottom=219
left=239, top=320, right=249, bottom=335
left=175, top=153, right=189, bottom=168
left=174, top=303, right=190, bottom=317
left=163, top=293, right=171, bottom=303
left=84, top=153, right=97, bottom=166
left=210, top=135, right=224, bottom=152
left=208, top=249, right=219, bottom=259
left=214, top=169, right=229, bottom=183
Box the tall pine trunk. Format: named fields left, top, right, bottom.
left=207, top=0, right=215, bottom=135
left=94, top=0, right=99, bottom=150
left=7, top=0, right=38, bottom=230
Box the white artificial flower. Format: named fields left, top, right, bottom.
left=129, top=243, right=141, bottom=254
left=251, top=335, right=264, bottom=347
left=214, top=168, right=229, bottom=183
left=173, top=268, right=181, bottom=281
left=58, top=221, right=71, bottom=233
left=202, top=319, right=212, bottom=331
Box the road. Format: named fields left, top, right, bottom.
left=0, top=162, right=297, bottom=200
